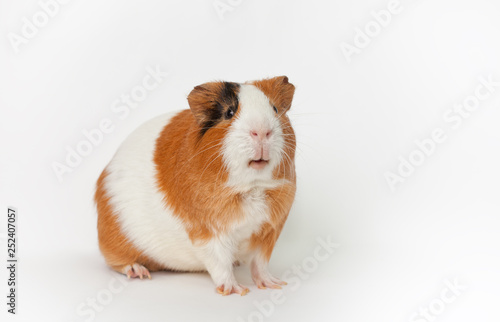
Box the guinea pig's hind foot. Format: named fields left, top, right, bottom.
left=216, top=283, right=250, bottom=296
left=122, top=263, right=152, bottom=280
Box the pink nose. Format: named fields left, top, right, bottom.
left=250, top=129, right=271, bottom=140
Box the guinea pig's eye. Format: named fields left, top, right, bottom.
left=225, top=108, right=234, bottom=119
left=273, top=105, right=278, bottom=114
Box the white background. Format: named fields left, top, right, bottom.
left=1, top=0, right=500, bottom=321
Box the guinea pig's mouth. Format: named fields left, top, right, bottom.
left=249, top=159, right=269, bottom=170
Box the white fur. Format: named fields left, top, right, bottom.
left=105, top=113, right=206, bottom=271
left=222, top=84, right=287, bottom=192
left=103, top=85, right=288, bottom=288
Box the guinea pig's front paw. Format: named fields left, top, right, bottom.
left=253, top=275, right=287, bottom=290
left=216, top=283, right=250, bottom=296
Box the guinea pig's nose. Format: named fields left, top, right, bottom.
left=250, top=129, right=272, bottom=140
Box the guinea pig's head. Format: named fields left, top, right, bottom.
left=187, top=76, right=295, bottom=188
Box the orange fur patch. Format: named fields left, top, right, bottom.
left=249, top=184, right=296, bottom=261
left=251, top=76, right=295, bottom=112
left=154, top=110, right=244, bottom=242
left=188, top=82, right=236, bottom=126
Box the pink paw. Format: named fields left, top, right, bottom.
left=123, top=263, right=151, bottom=280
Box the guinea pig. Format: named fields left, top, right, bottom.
left=95, top=76, right=296, bottom=296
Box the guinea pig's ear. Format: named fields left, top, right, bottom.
left=252, top=76, right=295, bottom=112
left=187, top=81, right=240, bottom=127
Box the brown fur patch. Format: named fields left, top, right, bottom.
left=187, top=81, right=240, bottom=135
left=251, top=76, right=295, bottom=112
left=154, top=110, right=244, bottom=242
left=249, top=183, right=297, bottom=261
